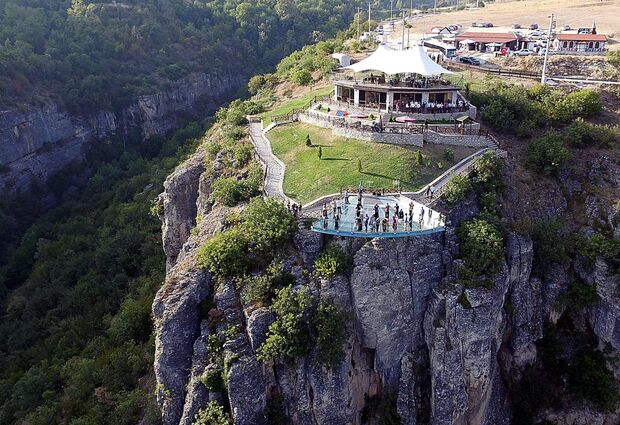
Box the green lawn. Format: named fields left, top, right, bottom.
left=268, top=123, right=478, bottom=203
left=260, top=86, right=333, bottom=124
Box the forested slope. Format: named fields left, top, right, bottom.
left=0, top=0, right=356, bottom=113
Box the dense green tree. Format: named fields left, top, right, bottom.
left=526, top=133, right=571, bottom=176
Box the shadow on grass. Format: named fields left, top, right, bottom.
left=361, top=171, right=414, bottom=187
left=310, top=144, right=335, bottom=148
left=321, top=157, right=350, bottom=161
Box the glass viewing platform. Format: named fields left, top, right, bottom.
left=311, top=194, right=445, bottom=238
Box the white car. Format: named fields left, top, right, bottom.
left=530, top=31, right=546, bottom=38
left=513, top=49, right=533, bottom=56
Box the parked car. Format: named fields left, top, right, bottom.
left=562, top=25, right=571, bottom=31
left=529, top=23, right=539, bottom=30
left=459, top=56, right=480, bottom=65
left=512, top=23, right=521, bottom=29
left=512, top=49, right=533, bottom=56
left=479, top=22, right=493, bottom=28
left=530, top=30, right=546, bottom=38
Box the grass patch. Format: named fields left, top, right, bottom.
left=268, top=123, right=477, bottom=203
left=259, top=86, right=333, bottom=124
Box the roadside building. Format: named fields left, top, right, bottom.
left=553, top=33, right=607, bottom=53
left=455, top=32, right=519, bottom=52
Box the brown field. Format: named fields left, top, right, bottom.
left=392, top=0, right=620, bottom=50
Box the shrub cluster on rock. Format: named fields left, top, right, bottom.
left=198, top=198, right=296, bottom=276
left=457, top=218, right=504, bottom=287
left=314, top=245, right=351, bottom=278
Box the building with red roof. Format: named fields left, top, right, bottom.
left=454, top=32, right=519, bottom=52
left=553, top=33, right=607, bottom=53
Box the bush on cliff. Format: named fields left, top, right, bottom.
left=242, top=198, right=296, bottom=256
left=257, top=286, right=312, bottom=362
left=313, top=300, right=349, bottom=368
left=568, top=349, right=619, bottom=412
left=457, top=218, right=504, bottom=286
left=241, top=261, right=294, bottom=305
left=194, top=401, right=231, bottom=425
left=526, top=133, right=571, bottom=176
left=198, top=228, right=249, bottom=277
left=444, top=175, right=472, bottom=206
left=211, top=163, right=263, bottom=207
left=198, top=198, right=295, bottom=277
left=314, top=245, right=351, bottom=278
left=564, top=118, right=617, bottom=148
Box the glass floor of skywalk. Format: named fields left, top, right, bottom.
left=311, top=194, right=445, bottom=238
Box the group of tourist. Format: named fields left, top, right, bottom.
left=286, top=201, right=303, bottom=218
left=393, top=98, right=468, bottom=114
left=319, top=191, right=439, bottom=234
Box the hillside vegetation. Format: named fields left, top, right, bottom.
left=0, top=0, right=357, bottom=113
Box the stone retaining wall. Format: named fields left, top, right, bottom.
left=423, top=130, right=493, bottom=148
left=297, top=112, right=493, bottom=148
left=299, top=113, right=424, bottom=147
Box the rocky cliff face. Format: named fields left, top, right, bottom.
left=0, top=72, right=244, bottom=193
left=153, top=145, right=620, bottom=424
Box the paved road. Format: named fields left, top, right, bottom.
left=248, top=122, right=293, bottom=204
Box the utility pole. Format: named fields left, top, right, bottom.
left=390, top=0, right=393, bottom=21
left=434, top=0, right=437, bottom=14
left=368, top=2, right=371, bottom=34
left=407, top=23, right=411, bottom=48
left=357, top=7, right=360, bottom=40
left=401, top=10, right=405, bottom=49
left=541, top=13, right=555, bottom=85
left=411, top=0, right=413, bottom=17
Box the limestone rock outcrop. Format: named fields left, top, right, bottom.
left=0, top=72, right=244, bottom=193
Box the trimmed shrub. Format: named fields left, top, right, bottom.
left=314, top=245, right=351, bottom=278
left=526, top=133, right=571, bottom=176
left=443, top=148, right=454, bottom=162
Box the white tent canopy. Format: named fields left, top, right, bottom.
left=344, top=44, right=453, bottom=76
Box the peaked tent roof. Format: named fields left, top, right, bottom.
left=344, top=44, right=453, bottom=76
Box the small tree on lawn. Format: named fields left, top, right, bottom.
left=318, top=146, right=322, bottom=160
left=306, top=134, right=312, bottom=147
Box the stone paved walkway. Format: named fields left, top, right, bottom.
left=248, top=121, right=293, bottom=204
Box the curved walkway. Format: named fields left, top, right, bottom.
left=248, top=119, right=502, bottom=215
left=248, top=121, right=293, bottom=204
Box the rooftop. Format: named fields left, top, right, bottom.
left=344, top=44, right=453, bottom=77
left=455, top=32, right=519, bottom=43
left=556, top=33, right=608, bottom=42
